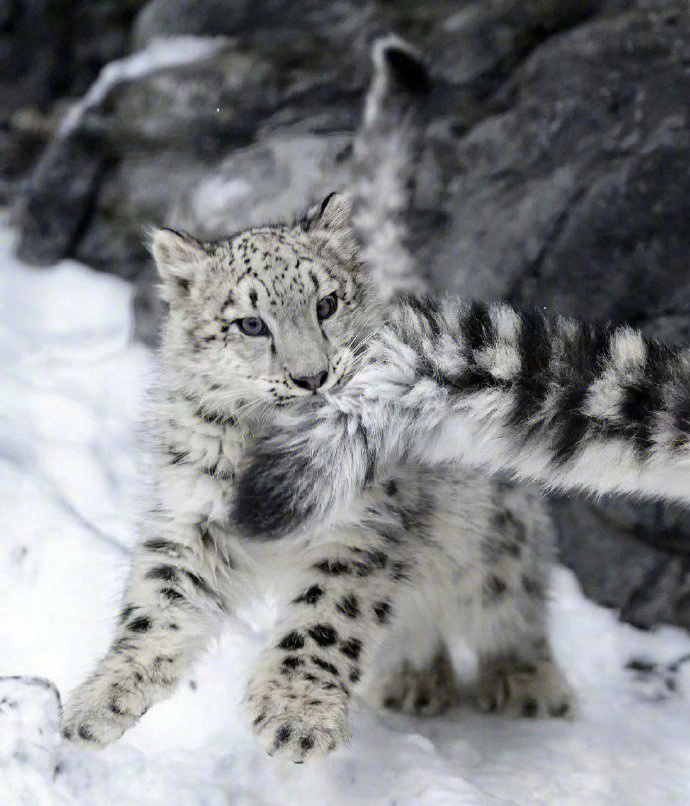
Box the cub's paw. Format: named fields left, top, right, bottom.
left=244, top=674, right=351, bottom=762
left=377, top=649, right=455, bottom=716
left=475, top=659, right=575, bottom=719
left=62, top=673, right=147, bottom=746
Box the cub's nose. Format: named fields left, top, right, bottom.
left=291, top=370, right=328, bottom=391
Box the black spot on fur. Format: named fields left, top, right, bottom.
left=390, top=561, right=411, bottom=582
left=112, top=637, right=134, bottom=653
left=364, top=550, right=388, bottom=570
left=485, top=575, right=507, bottom=600
left=78, top=725, right=95, bottom=741
left=373, top=601, right=392, bottom=624
left=281, top=655, right=303, bottom=671
left=311, top=656, right=339, bottom=676
left=145, top=565, right=177, bottom=582
left=253, top=712, right=266, bottom=726
left=522, top=575, right=544, bottom=598
left=339, top=638, right=362, bottom=661
left=300, top=735, right=315, bottom=751
left=510, top=310, right=551, bottom=432
left=274, top=725, right=291, bottom=746
left=168, top=623, right=179, bottom=630
left=278, top=631, right=305, bottom=651
left=349, top=667, right=361, bottom=683
left=463, top=301, right=494, bottom=353
left=551, top=321, right=613, bottom=463
left=128, top=616, right=151, bottom=632
left=351, top=561, right=371, bottom=577
left=302, top=672, right=317, bottom=683
left=168, top=449, right=188, bottom=465
left=183, top=570, right=214, bottom=596
left=308, top=624, right=338, bottom=647
left=249, top=288, right=258, bottom=308
left=109, top=701, right=126, bottom=716
left=313, top=559, right=350, bottom=576
left=522, top=698, right=539, bottom=717
left=336, top=594, right=359, bottom=619
left=384, top=480, right=398, bottom=497
left=161, top=587, right=185, bottom=603
left=618, top=339, right=671, bottom=458
left=550, top=384, right=591, bottom=465
left=294, top=584, right=323, bottom=605
left=119, top=605, right=135, bottom=624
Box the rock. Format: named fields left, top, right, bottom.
left=551, top=495, right=690, bottom=630
left=420, top=1, right=690, bottom=330
left=8, top=0, right=690, bottom=627
left=0, top=0, right=146, bottom=195
left=171, top=133, right=353, bottom=238
left=132, top=0, right=295, bottom=47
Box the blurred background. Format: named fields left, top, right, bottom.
left=3, top=0, right=690, bottom=632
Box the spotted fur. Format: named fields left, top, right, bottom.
left=234, top=298, right=690, bottom=545
left=62, top=39, right=573, bottom=762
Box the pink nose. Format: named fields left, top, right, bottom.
left=291, top=371, right=328, bottom=391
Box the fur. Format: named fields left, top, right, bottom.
left=62, top=40, right=573, bottom=762
left=234, top=298, right=690, bottom=545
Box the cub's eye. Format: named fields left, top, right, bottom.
left=236, top=316, right=268, bottom=337
left=316, top=293, right=338, bottom=321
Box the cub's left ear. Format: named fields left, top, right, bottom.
left=148, top=227, right=209, bottom=304
left=302, top=192, right=359, bottom=263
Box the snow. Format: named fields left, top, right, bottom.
left=0, top=215, right=689, bottom=805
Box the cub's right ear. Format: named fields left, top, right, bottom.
left=148, top=227, right=208, bottom=303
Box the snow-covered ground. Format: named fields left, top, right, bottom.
left=1, top=216, right=689, bottom=805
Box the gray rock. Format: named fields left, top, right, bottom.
left=8, top=0, right=690, bottom=628
left=171, top=133, right=354, bottom=238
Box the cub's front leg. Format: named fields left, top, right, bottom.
left=245, top=544, right=403, bottom=762
left=62, top=521, right=230, bottom=745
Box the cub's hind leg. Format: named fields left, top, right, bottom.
left=473, top=492, right=574, bottom=719
left=373, top=644, right=455, bottom=717
left=475, top=641, right=574, bottom=719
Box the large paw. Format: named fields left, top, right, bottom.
left=377, top=649, right=455, bottom=716
left=475, top=659, right=575, bottom=719
left=61, top=672, right=147, bottom=746
left=244, top=674, right=352, bottom=762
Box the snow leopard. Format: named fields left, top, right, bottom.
left=61, top=41, right=573, bottom=763
left=234, top=296, right=690, bottom=545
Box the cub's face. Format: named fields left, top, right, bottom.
left=152, top=194, right=375, bottom=414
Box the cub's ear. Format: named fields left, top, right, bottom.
left=147, top=227, right=208, bottom=303
left=301, top=192, right=359, bottom=263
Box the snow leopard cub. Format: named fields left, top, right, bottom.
left=61, top=194, right=573, bottom=761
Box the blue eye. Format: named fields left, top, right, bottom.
left=317, top=293, right=337, bottom=321
left=236, top=317, right=268, bottom=337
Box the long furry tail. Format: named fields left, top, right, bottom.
left=351, top=35, right=431, bottom=302
left=234, top=297, right=690, bottom=539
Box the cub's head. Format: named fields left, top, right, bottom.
left=150, top=193, right=376, bottom=415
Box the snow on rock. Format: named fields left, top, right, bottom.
left=0, top=217, right=689, bottom=804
